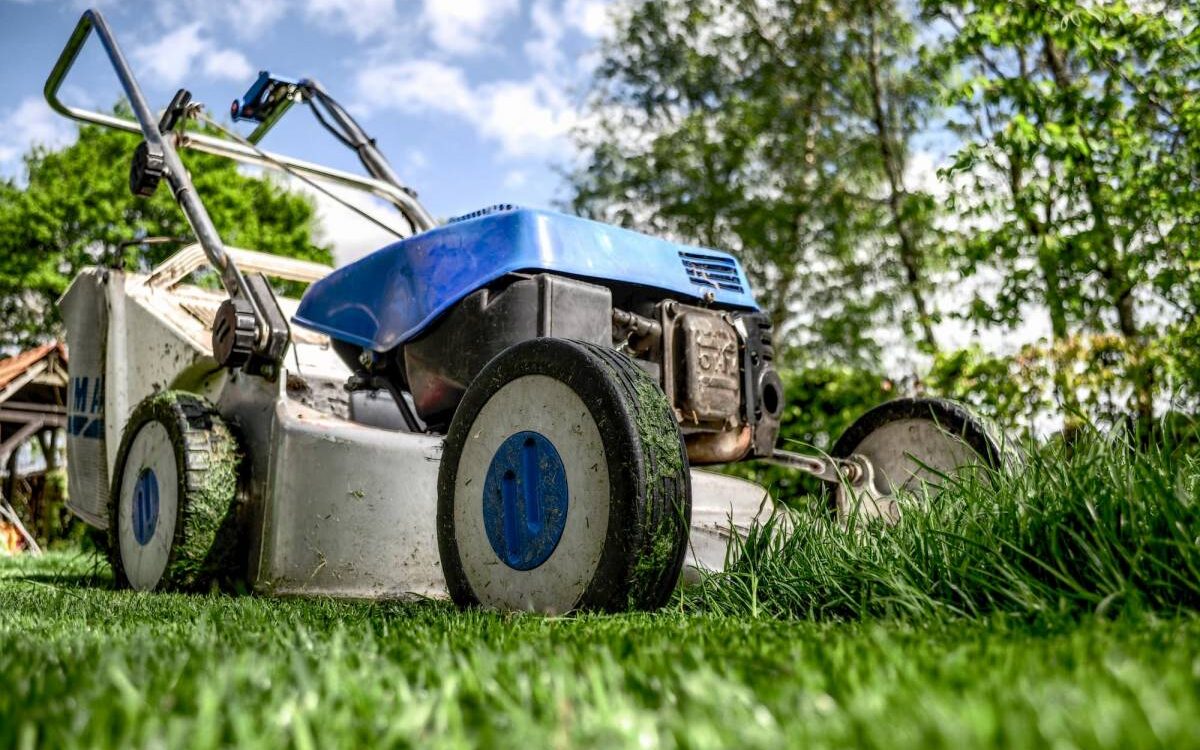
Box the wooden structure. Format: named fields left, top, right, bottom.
left=0, top=343, right=68, bottom=553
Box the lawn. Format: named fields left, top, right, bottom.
left=2, top=435, right=1198, bottom=749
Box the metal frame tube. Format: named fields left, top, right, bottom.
left=43, top=10, right=254, bottom=305
left=44, top=14, right=434, bottom=236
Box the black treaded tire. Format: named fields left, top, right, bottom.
left=437, top=338, right=691, bottom=613
left=108, top=391, right=243, bottom=592
left=831, top=397, right=1003, bottom=467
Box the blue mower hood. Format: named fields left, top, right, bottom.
left=293, top=206, right=759, bottom=352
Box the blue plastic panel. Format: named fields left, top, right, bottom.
left=483, top=430, right=568, bottom=571
left=293, top=207, right=759, bottom=351
left=133, top=468, right=159, bottom=546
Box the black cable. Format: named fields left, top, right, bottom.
left=311, top=88, right=374, bottom=149
left=306, top=91, right=356, bottom=150
left=310, top=89, right=358, bottom=133
left=303, top=83, right=417, bottom=200
left=195, top=111, right=406, bottom=240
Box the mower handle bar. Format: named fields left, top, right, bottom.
left=43, top=6, right=284, bottom=356
left=43, top=10, right=436, bottom=241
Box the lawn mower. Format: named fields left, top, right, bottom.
left=44, top=9, right=1003, bottom=612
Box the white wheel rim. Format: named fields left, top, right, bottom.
left=453, top=374, right=610, bottom=613
left=117, top=421, right=178, bottom=590
left=852, top=418, right=980, bottom=496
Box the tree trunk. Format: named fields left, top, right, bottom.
left=865, top=8, right=938, bottom=353
left=1042, top=35, right=1152, bottom=423
left=37, top=430, right=56, bottom=471
left=997, top=43, right=1078, bottom=419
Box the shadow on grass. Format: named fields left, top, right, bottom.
left=0, top=550, right=113, bottom=591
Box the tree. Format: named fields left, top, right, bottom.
left=0, top=115, right=332, bottom=348
left=570, top=0, right=944, bottom=366
left=926, top=0, right=1200, bottom=425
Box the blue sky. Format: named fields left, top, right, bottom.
left=0, top=0, right=612, bottom=262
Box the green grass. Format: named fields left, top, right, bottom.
left=698, top=433, right=1200, bottom=620
left=2, top=434, right=1199, bottom=748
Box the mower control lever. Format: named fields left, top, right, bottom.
left=230, top=71, right=303, bottom=144
left=44, top=12, right=434, bottom=236
left=230, top=72, right=424, bottom=208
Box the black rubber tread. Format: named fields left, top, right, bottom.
left=831, top=397, right=1004, bottom=467
left=586, top=343, right=692, bottom=609
left=437, top=338, right=691, bottom=613
left=108, top=391, right=244, bottom=592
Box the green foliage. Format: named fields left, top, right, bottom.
left=924, top=0, right=1200, bottom=421
left=0, top=114, right=332, bottom=347
left=927, top=333, right=1195, bottom=435
left=926, top=346, right=1050, bottom=432
left=571, top=0, right=946, bottom=365
left=576, top=0, right=1200, bottom=427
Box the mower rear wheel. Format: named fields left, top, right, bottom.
left=109, top=392, right=243, bottom=592
left=829, top=397, right=1005, bottom=521
left=437, top=338, right=691, bottom=614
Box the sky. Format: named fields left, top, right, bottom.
left=0, top=0, right=613, bottom=263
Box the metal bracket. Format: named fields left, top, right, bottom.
left=230, top=71, right=304, bottom=144
left=345, top=372, right=422, bottom=433
left=243, top=273, right=291, bottom=377
left=764, top=448, right=862, bottom=484
left=766, top=450, right=901, bottom=525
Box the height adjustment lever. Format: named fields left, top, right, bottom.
left=129, top=88, right=193, bottom=198
left=157, top=88, right=192, bottom=134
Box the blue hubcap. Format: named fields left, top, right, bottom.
left=482, top=431, right=569, bottom=570
left=132, top=468, right=159, bottom=546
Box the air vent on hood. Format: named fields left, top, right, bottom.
left=678, top=251, right=744, bottom=294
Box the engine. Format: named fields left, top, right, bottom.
left=391, top=272, right=782, bottom=465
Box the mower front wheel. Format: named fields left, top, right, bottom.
left=437, top=338, right=691, bottom=614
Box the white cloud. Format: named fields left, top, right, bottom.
left=202, top=48, right=253, bottom=81
left=402, top=148, right=428, bottom=174
left=356, top=60, right=476, bottom=118
left=150, top=0, right=288, bottom=40
left=525, top=0, right=566, bottom=71
left=304, top=0, right=398, bottom=40
left=0, top=97, right=76, bottom=170
left=474, top=77, right=575, bottom=158
left=355, top=63, right=577, bottom=160
left=422, top=0, right=520, bottom=55
left=133, top=24, right=208, bottom=86
left=502, top=169, right=528, bottom=189
left=223, top=0, right=289, bottom=37
left=132, top=23, right=253, bottom=86
left=564, top=0, right=612, bottom=39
